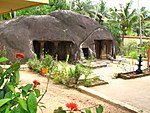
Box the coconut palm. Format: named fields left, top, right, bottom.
left=94, top=0, right=109, bottom=24
left=72, top=0, right=95, bottom=18
left=140, top=7, right=150, bottom=36
left=109, top=1, right=138, bottom=42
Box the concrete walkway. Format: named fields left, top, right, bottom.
left=80, top=58, right=150, bottom=113
left=90, top=77, right=150, bottom=113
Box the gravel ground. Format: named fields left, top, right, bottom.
left=19, top=69, right=133, bottom=113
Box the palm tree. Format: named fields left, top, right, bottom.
left=72, top=0, right=95, bottom=18
left=109, top=1, right=138, bottom=43
left=140, top=7, right=150, bottom=36
left=94, top=0, right=109, bottom=24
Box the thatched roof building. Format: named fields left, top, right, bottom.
left=0, top=10, right=116, bottom=63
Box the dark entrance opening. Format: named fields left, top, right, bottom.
left=57, top=41, right=72, bottom=60
left=44, top=41, right=54, bottom=56
left=95, top=40, right=103, bottom=59
left=33, top=40, right=41, bottom=59
left=95, top=40, right=112, bottom=59
left=82, top=48, right=89, bottom=59
left=33, top=40, right=73, bottom=61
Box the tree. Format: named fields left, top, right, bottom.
left=139, top=7, right=150, bottom=36
left=16, top=0, right=69, bottom=16
left=0, top=13, right=12, bottom=21
left=94, top=0, right=109, bottom=24
left=72, top=0, right=95, bottom=18
left=108, top=1, right=138, bottom=43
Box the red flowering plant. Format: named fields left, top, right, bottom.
left=54, top=103, right=103, bottom=113
left=15, top=52, right=25, bottom=64
left=0, top=54, right=49, bottom=113
left=33, top=80, right=40, bottom=88
left=16, top=52, right=25, bottom=59
left=66, top=102, right=78, bottom=112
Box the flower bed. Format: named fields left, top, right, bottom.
left=117, top=70, right=150, bottom=79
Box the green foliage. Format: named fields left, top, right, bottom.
left=141, top=41, right=150, bottom=58
left=53, top=74, right=64, bottom=84
left=0, top=57, right=43, bottom=113
left=104, top=19, right=122, bottom=44
left=143, top=21, right=150, bottom=37
left=41, top=54, right=57, bottom=69
left=27, top=54, right=58, bottom=74
left=0, top=13, right=12, bottom=21
left=96, top=105, right=104, bottom=113
left=106, top=1, right=139, bottom=44
left=44, top=54, right=92, bottom=87
left=85, top=109, right=92, bottom=113
left=73, top=0, right=94, bottom=17
left=83, top=79, right=92, bottom=87
left=129, top=51, right=138, bottom=59
left=27, top=92, right=37, bottom=113
left=54, top=61, right=92, bottom=87
left=0, top=57, right=8, bottom=63
left=119, top=40, right=150, bottom=59
left=119, top=41, right=138, bottom=56
left=68, top=64, right=83, bottom=84
left=16, top=0, right=69, bottom=16
left=27, top=54, right=41, bottom=73
left=85, top=105, right=103, bottom=113
left=55, top=104, right=103, bottom=113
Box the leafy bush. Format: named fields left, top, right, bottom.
left=119, top=40, right=150, bottom=60
left=129, top=51, right=138, bottom=59
left=141, top=41, right=150, bottom=58
left=84, top=79, right=92, bottom=86
left=27, top=54, right=41, bottom=72
left=53, top=62, right=92, bottom=87
left=27, top=54, right=58, bottom=74
left=27, top=54, right=92, bottom=87
left=54, top=103, right=103, bottom=113
left=0, top=56, right=44, bottom=113
left=119, top=41, right=138, bottom=56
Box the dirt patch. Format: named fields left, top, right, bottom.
left=19, top=69, right=133, bottom=113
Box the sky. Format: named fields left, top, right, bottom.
left=91, top=0, right=150, bottom=10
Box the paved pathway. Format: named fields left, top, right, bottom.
left=91, top=77, right=150, bottom=113
left=88, top=59, right=150, bottom=113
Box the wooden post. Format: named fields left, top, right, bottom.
left=40, top=41, right=45, bottom=59
left=147, top=45, right=150, bottom=71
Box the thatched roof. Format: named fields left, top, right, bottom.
left=0, top=10, right=113, bottom=42
left=0, top=10, right=114, bottom=62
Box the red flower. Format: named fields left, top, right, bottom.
left=66, top=102, right=78, bottom=111
left=16, top=53, right=25, bottom=59
left=33, top=80, right=40, bottom=88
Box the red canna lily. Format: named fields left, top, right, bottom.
left=66, top=102, right=78, bottom=111
left=16, top=53, right=25, bottom=59
left=33, top=80, right=40, bottom=88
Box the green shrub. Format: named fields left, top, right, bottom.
left=53, top=74, right=64, bottom=84
left=84, top=79, right=92, bottom=87
left=27, top=54, right=41, bottom=70
left=27, top=54, right=58, bottom=74
left=129, top=51, right=138, bottom=59
left=0, top=57, right=44, bottom=113
left=119, top=41, right=138, bottom=56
